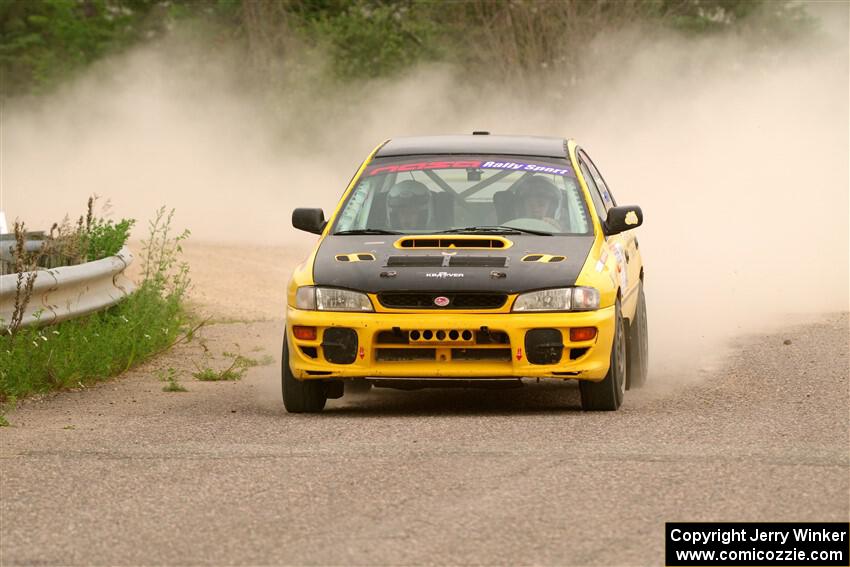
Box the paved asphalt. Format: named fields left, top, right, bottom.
left=1, top=314, right=847, bottom=566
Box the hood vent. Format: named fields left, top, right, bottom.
left=522, top=254, right=565, bottom=263
left=387, top=256, right=444, bottom=267
left=397, top=236, right=510, bottom=249
left=387, top=255, right=508, bottom=268
left=448, top=256, right=507, bottom=267
left=335, top=253, right=376, bottom=262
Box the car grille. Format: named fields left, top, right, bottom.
left=378, top=292, right=508, bottom=310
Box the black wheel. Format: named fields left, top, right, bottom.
left=580, top=300, right=626, bottom=411
left=281, top=338, right=326, bottom=413
left=626, top=281, right=649, bottom=390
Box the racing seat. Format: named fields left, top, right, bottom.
left=369, top=188, right=446, bottom=231
left=366, top=192, right=390, bottom=229
left=433, top=192, right=455, bottom=228
left=493, top=190, right=516, bottom=224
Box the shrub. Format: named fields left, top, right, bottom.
left=0, top=206, right=191, bottom=401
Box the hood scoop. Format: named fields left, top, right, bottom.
left=396, top=236, right=510, bottom=249
left=387, top=255, right=508, bottom=268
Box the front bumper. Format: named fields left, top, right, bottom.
left=285, top=306, right=616, bottom=381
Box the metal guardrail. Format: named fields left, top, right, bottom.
left=0, top=232, right=46, bottom=265
left=0, top=246, right=136, bottom=329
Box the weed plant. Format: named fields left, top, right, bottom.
left=0, top=207, right=191, bottom=401
left=6, top=222, right=39, bottom=333
left=192, top=350, right=273, bottom=382
left=158, top=368, right=187, bottom=392
left=1, top=197, right=134, bottom=275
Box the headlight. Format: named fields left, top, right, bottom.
left=512, top=287, right=600, bottom=312
left=571, top=287, right=600, bottom=310
left=295, top=286, right=373, bottom=312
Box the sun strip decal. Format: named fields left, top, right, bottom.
left=365, top=160, right=576, bottom=177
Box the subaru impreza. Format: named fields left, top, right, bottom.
left=283, top=133, right=647, bottom=412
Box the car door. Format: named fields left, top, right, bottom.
left=577, top=149, right=641, bottom=315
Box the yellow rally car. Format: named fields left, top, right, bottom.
left=283, top=134, right=647, bottom=412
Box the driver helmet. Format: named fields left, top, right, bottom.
left=386, top=180, right=433, bottom=229
left=515, top=175, right=560, bottom=218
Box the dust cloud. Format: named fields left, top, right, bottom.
left=2, top=4, right=847, bottom=382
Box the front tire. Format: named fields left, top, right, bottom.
left=282, top=338, right=327, bottom=413
left=580, top=301, right=626, bottom=411
left=626, top=281, right=649, bottom=390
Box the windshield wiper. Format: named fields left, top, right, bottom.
left=334, top=229, right=403, bottom=235
left=439, top=226, right=553, bottom=236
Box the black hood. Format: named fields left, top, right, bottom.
left=312, top=235, right=594, bottom=294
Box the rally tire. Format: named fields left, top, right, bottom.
left=626, top=281, right=649, bottom=390
left=580, top=300, right=626, bottom=411
left=281, top=338, right=327, bottom=413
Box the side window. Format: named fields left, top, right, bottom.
left=555, top=176, right=591, bottom=234
left=578, top=152, right=607, bottom=222
left=582, top=152, right=616, bottom=208
left=335, top=180, right=373, bottom=231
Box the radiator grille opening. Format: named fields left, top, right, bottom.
left=378, top=292, right=507, bottom=310
left=476, top=330, right=509, bottom=344
left=376, top=348, right=436, bottom=361
left=451, top=348, right=512, bottom=362
left=375, top=330, right=410, bottom=344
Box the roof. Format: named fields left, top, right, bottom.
left=375, top=135, right=568, bottom=158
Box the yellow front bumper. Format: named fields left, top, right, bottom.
left=285, top=306, right=616, bottom=381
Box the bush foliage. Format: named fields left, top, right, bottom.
left=1, top=198, right=134, bottom=275
left=1, top=0, right=813, bottom=97
left=0, top=207, right=191, bottom=402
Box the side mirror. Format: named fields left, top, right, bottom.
left=604, top=206, right=643, bottom=236
left=292, top=208, right=326, bottom=235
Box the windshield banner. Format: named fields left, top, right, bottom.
left=480, top=160, right=573, bottom=176
left=366, top=159, right=575, bottom=177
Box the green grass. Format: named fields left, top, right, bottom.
left=0, top=207, right=191, bottom=402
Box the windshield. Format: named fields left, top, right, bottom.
left=332, top=155, right=592, bottom=236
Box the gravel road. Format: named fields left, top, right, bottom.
left=2, top=244, right=848, bottom=566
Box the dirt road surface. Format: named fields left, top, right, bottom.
left=2, top=243, right=848, bottom=566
